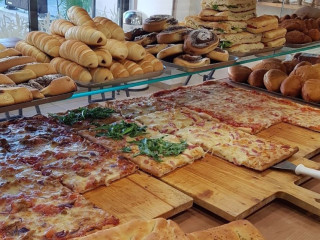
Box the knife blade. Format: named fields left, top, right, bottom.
left=272, top=161, right=320, bottom=180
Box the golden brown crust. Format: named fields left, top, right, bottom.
left=280, top=75, right=303, bottom=97
left=143, top=16, right=178, bottom=32
left=157, top=44, right=184, bottom=60
left=25, top=31, right=61, bottom=57
left=173, top=55, right=210, bottom=68
left=263, top=69, right=288, bottom=92
left=184, top=29, right=219, bottom=55
left=302, top=79, right=320, bottom=103
left=93, top=17, right=125, bottom=41
left=90, top=68, right=114, bottom=83
left=145, top=44, right=170, bottom=55
left=67, top=6, right=95, bottom=27
left=157, top=26, right=191, bottom=44
left=228, top=65, right=252, bottom=83
left=124, top=41, right=146, bottom=61
left=0, top=74, right=16, bottom=84
left=40, top=76, right=77, bottom=96
left=248, top=69, right=268, bottom=88
left=0, top=86, right=33, bottom=104
left=205, top=48, right=229, bottom=62
left=0, top=48, right=21, bottom=59
left=15, top=41, right=51, bottom=63
left=252, top=60, right=286, bottom=73
left=0, top=56, right=36, bottom=73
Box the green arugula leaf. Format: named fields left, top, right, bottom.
left=49, top=107, right=115, bottom=125
left=95, top=121, right=147, bottom=140
left=216, top=28, right=225, bottom=33
left=121, top=146, right=132, bottom=153
left=212, top=4, right=219, bottom=10
left=131, top=137, right=188, bottom=163
left=219, top=41, right=232, bottom=49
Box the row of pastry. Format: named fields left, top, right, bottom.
left=185, top=0, right=287, bottom=53
left=15, top=6, right=163, bottom=84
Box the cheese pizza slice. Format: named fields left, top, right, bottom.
left=175, top=122, right=298, bottom=171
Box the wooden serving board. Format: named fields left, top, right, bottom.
left=84, top=171, right=193, bottom=223
left=161, top=123, right=320, bottom=221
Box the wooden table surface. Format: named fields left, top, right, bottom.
left=172, top=155, right=320, bottom=240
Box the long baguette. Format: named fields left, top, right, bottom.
left=67, top=6, right=95, bottom=27
left=0, top=86, right=33, bottom=104
left=59, top=40, right=98, bottom=68
left=65, top=26, right=107, bottom=46
left=25, top=31, right=61, bottom=57
left=50, top=57, right=92, bottom=84
left=15, top=41, right=51, bottom=63
left=7, top=63, right=57, bottom=78
left=0, top=48, right=21, bottom=59
left=6, top=69, right=37, bottom=84
left=0, top=74, right=15, bottom=84
left=0, top=56, right=35, bottom=73
left=50, top=19, right=75, bottom=36
left=0, top=92, right=15, bottom=106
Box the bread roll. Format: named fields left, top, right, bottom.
left=50, top=57, right=92, bottom=84
left=15, top=41, right=51, bottom=63
left=103, top=39, right=128, bottom=60
left=0, top=91, right=15, bottom=106
left=0, top=86, right=33, bottom=104
left=119, top=59, right=144, bottom=76
left=90, top=68, right=114, bottom=83
left=40, top=76, right=77, bottom=96
left=0, top=48, right=21, bottom=59
left=0, top=74, right=15, bottom=84
left=293, top=61, right=312, bottom=71
left=124, top=41, right=146, bottom=61
left=67, top=6, right=95, bottom=27
left=93, top=47, right=112, bottom=67
left=252, top=59, right=286, bottom=73
left=290, top=65, right=320, bottom=84
left=6, top=69, right=37, bottom=84
left=280, top=75, right=302, bottom=97
left=51, top=34, right=67, bottom=44
left=138, top=58, right=154, bottom=73
left=144, top=53, right=164, bottom=71
left=65, top=26, right=107, bottom=46
left=302, top=79, right=320, bottom=103
left=0, top=56, right=36, bottom=73
left=282, top=59, right=299, bottom=75
left=228, top=65, right=252, bottom=83
left=95, top=22, right=112, bottom=39
left=248, top=69, right=268, bottom=88
left=109, top=61, right=130, bottom=78
left=50, top=19, right=75, bottom=36
left=59, top=40, right=99, bottom=68
left=93, top=17, right=125, bottom=41
left=25, top=31, right=61, bottom=57
left=264, top=69, right=288, bottom=92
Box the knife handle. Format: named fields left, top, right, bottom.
left=295, top=164, right=320, bottom=180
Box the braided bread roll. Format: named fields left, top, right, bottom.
left=119, top=59, right=144, bottom=76
left=59, top=40, right=98, bottom=68
left=67, top=6, right=95, bottom=27
left=93, top=47, right=112, bottom=67
left=25, top=31, right=61, bottom=57
left=109, top=61, right=130, bottom=78
left=93, top=17, right=125, bottom=41
left=50, top=57, right=92, bottom=84
left=65, top=26, right=107, bottom=46
left=50, top=19, right=74, bottom=36
left=103, top=39, right=128, bottom=60
left=90, top=68, right=114, bottom=83
left=15, top=41, right=51, bottom=63
left=124, top=41, right=146, bottom=61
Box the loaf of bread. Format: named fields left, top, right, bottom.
left=95, top=22, right=112, bottom=39
left=40, top=76, right=77, bottom=96
left=50, top=57, right=92, bottom=84
left=65, top=26, right=107, bottom=46
left=302, top=79, right=320, bottom=103
left=124, top=41, right=146, bottom=61
left=264, top=69, right=288, bottom=92
left=109, top=61, right=130, bottom=78
left=138, top=58, right=154, bottom=73
left=15, top=41, right=51, bottom=63
left=6, top=69, right=37, bottom=84
left=119, top=59, right=144, bottom=76
left=290, top=65, right=320, bottom=84
left=0, top=74, right=15, bottom=84
left=0, top=56, right=36, bottom=73
left=25, top=31, right=61, bottom=57
left=59, top=40, right=98, bottom=68
left=7, top=63, right=57, bottom=78
left=248, top=69, right=268, bottom=87
left=280, top=75, right=302, bottom=97
left=90, top=68, right=114, bottom=83
left=228, top=65, right=252, bottom=83
left=0, top=48, right=21, bottom=59
left=144, top=53, right=164, bottom=71
left=17, top=84, right=44, bottom=99
left=103, top=39, right=128, bottom=60
left=0, top=91, right=15, bottom=106
left=0, top=86, right=33, bottom=104
left=50, top=19, right=75, bottom=36
left=67, top=6, right=95, bottom=27
left=93, top=47, right=112, bottom=67
left=93, top=16, right=125, bottom=41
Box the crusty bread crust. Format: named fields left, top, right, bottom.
left=247, top=15, right=278, bottom=28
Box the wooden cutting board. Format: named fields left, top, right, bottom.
left=161, top=123, right=320, bottom=221
left=84, top=171, right=193, bottom=223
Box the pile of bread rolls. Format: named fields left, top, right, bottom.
left=15, top=6, right=164, bottom=85
left=228, top=56, right=320, bottom=103
left=0, top=44, right=76, bottom=107
left=125, top=16, right=229, bottom=68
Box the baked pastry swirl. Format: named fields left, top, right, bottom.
left=143, top=16, right=178, bottom=32
left=173, top=54, right=210, bottom=68
left=184, top=29, right=219, bottom=55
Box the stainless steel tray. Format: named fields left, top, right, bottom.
left=286, top=40, right=320, bottom=48
left=76, top=69, right=165, bottom=88
left=161, top=56, right=239, bottom=73
left=230, top=46, right=283, bottom=57
left=0, top=92, right=74, bottom=113
left=232, top=81, right=320, bottom=108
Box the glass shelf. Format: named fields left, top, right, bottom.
left=70, top=42, right=320, bottom=99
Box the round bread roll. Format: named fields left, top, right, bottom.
left=293, top=61, right=312, bottom=71
left=302, top=79, right=320, bottom=103
left=228, top=65, right=252, bottom=83
left=248, top=69, right=268, bottom=88
left=282, top=59, right=299, bottom=75
left=280, top=75, right=303, bottom=97
left=290, top=65, right=320, bottom=84
left=264, top=69, right=288, bottom=92
left=252, top=59, right=286, bottom=73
